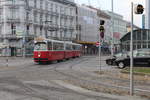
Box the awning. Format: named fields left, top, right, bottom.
left=75, top=40, right=97, bottom=45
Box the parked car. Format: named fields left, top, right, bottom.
left=115, top=49, right=150, bottom=69
left=106, top=52, right=127, bottom=65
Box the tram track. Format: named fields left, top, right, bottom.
left=52, top=57, right=150, bottom=97
left=0, top=56, right=150, bottom=97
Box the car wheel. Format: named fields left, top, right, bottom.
left=118, top=62, right=125, bottom=69
left=108, top=61, right=112, bottom=65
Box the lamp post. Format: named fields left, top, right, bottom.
left=23, top=0, right=30, bottom=57
left=1, top=0, right=9, bottom=66
left=130, top=2, right=144, bottom=96
left=130, top=2, right=134, bottom=95
left=111, top=0, right=114, bottom=56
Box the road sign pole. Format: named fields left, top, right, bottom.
left=130, top=2, right=134, bottom=96
left=111, top=0, right=114, bottom=56
left=99, top=33, right=101, bottom=74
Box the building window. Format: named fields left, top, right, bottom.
left=34, top=0, right=37, bottom=8
left=34, top=12, right=37, bottom=23
left=50, top=3, right=53, bottom=12
left=45, top=1, right=48, bottom=11
left=55, top=4, right=58, bottom=13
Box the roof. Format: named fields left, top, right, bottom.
left=83, top=5, right=111, bottom=19
left=50, top=0, right=76, bottom=6
left=120, top=29, right=150, bottom=42
left=126, top=21, right=140, bottom=29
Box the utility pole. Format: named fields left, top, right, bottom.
left=130, top=2, right=134, bottom=96
left=3, top=1, right=9, bottom=66
left=130, top=3, right=144, bottom=96
left=111, top=0, right=114, bottom=56
left=23, top=0, right=30, bottom=57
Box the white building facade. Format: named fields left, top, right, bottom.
left=105, top=11, right=127, bottom=45
left=76, top=5, right=112, bottom=54
left=0, top=0, right=76, bottom=56
left=77, top=5, right=99, bottom=42
left=145, top=0, right=150, bottom=29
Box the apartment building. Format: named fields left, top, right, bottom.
left=0, top=0, right=76, bottom=56
left=76, top=5, right=99, bottom=54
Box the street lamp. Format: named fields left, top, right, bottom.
left=130, top=2, right=144, bottom=95
left=111, top=0, right=114, bottom=56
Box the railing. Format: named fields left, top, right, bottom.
left=0, top=34, right=34, bottom=39
left=0, top=18, right=21, bottom=23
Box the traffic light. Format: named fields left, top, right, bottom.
left=99, top=20, right=105, bottom=39
left=11, top=23, right=16, bottom=35
left=27, top=24, right=30, bottom=30
left=134, top=4, right=144, bottom=14
left=100, top=20, right=105, bottom=25
left=99, top=26, right=105, bottom=32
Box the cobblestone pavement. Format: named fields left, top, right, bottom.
left=0, top=56, right=148, bottom=100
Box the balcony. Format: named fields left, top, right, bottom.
left=0, top=33, right=35, bottom=40
left=59, top=25, right=68, bottom=31
left=50, top=12, right=59, bottom=17
left=47, top=24, right=59, bottom=31
left=68, top=15, right=74, bottom=19
left=0, top=18, right=21, bottom=23
left=2, top=34, right=22, bottom=39
left=69, top=26, right=74, bottom=30
left=60, top=14, right=68, bottom=19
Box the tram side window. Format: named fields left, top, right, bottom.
left=72, top=45, right=76, bottom=50
left=66, top=44, right=72, bottom=50
left=72, top=45, right=81, bottom=50
left=53, top=42, right=64, bottom=51
left=48, top=42, right=52, bottom=50
left=77, top=45, right=81, bottom=50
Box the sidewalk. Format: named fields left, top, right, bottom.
left=0, top=57, right=33, bottom=68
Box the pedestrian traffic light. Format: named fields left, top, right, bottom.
left=134, top=4, right=144, bottom=14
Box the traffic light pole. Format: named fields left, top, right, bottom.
left=130, top=2, right=134, bottom=96
left=111, top=0, right=114, bottom=56
left=99, top=33, right=101, bottom=74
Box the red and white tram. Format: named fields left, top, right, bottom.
left=33, top=38, right=82, bottom=63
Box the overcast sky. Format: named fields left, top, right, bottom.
left=75, top=0, right=145, bottom=27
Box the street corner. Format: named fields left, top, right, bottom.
left=0, top=91, right=43, bottom=100
left=0, top=65, right=16, bottom=71
left=52, top=80, right=148, bottom=100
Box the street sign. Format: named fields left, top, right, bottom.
left=96, top=42, right=100, bottom=46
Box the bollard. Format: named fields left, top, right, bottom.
left=6, top=58, right=8, bottom=67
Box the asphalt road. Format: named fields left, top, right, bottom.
left=0, top=56, right=147, bottom=100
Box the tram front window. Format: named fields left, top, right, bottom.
left=34, top=43, right=48, bottom=51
